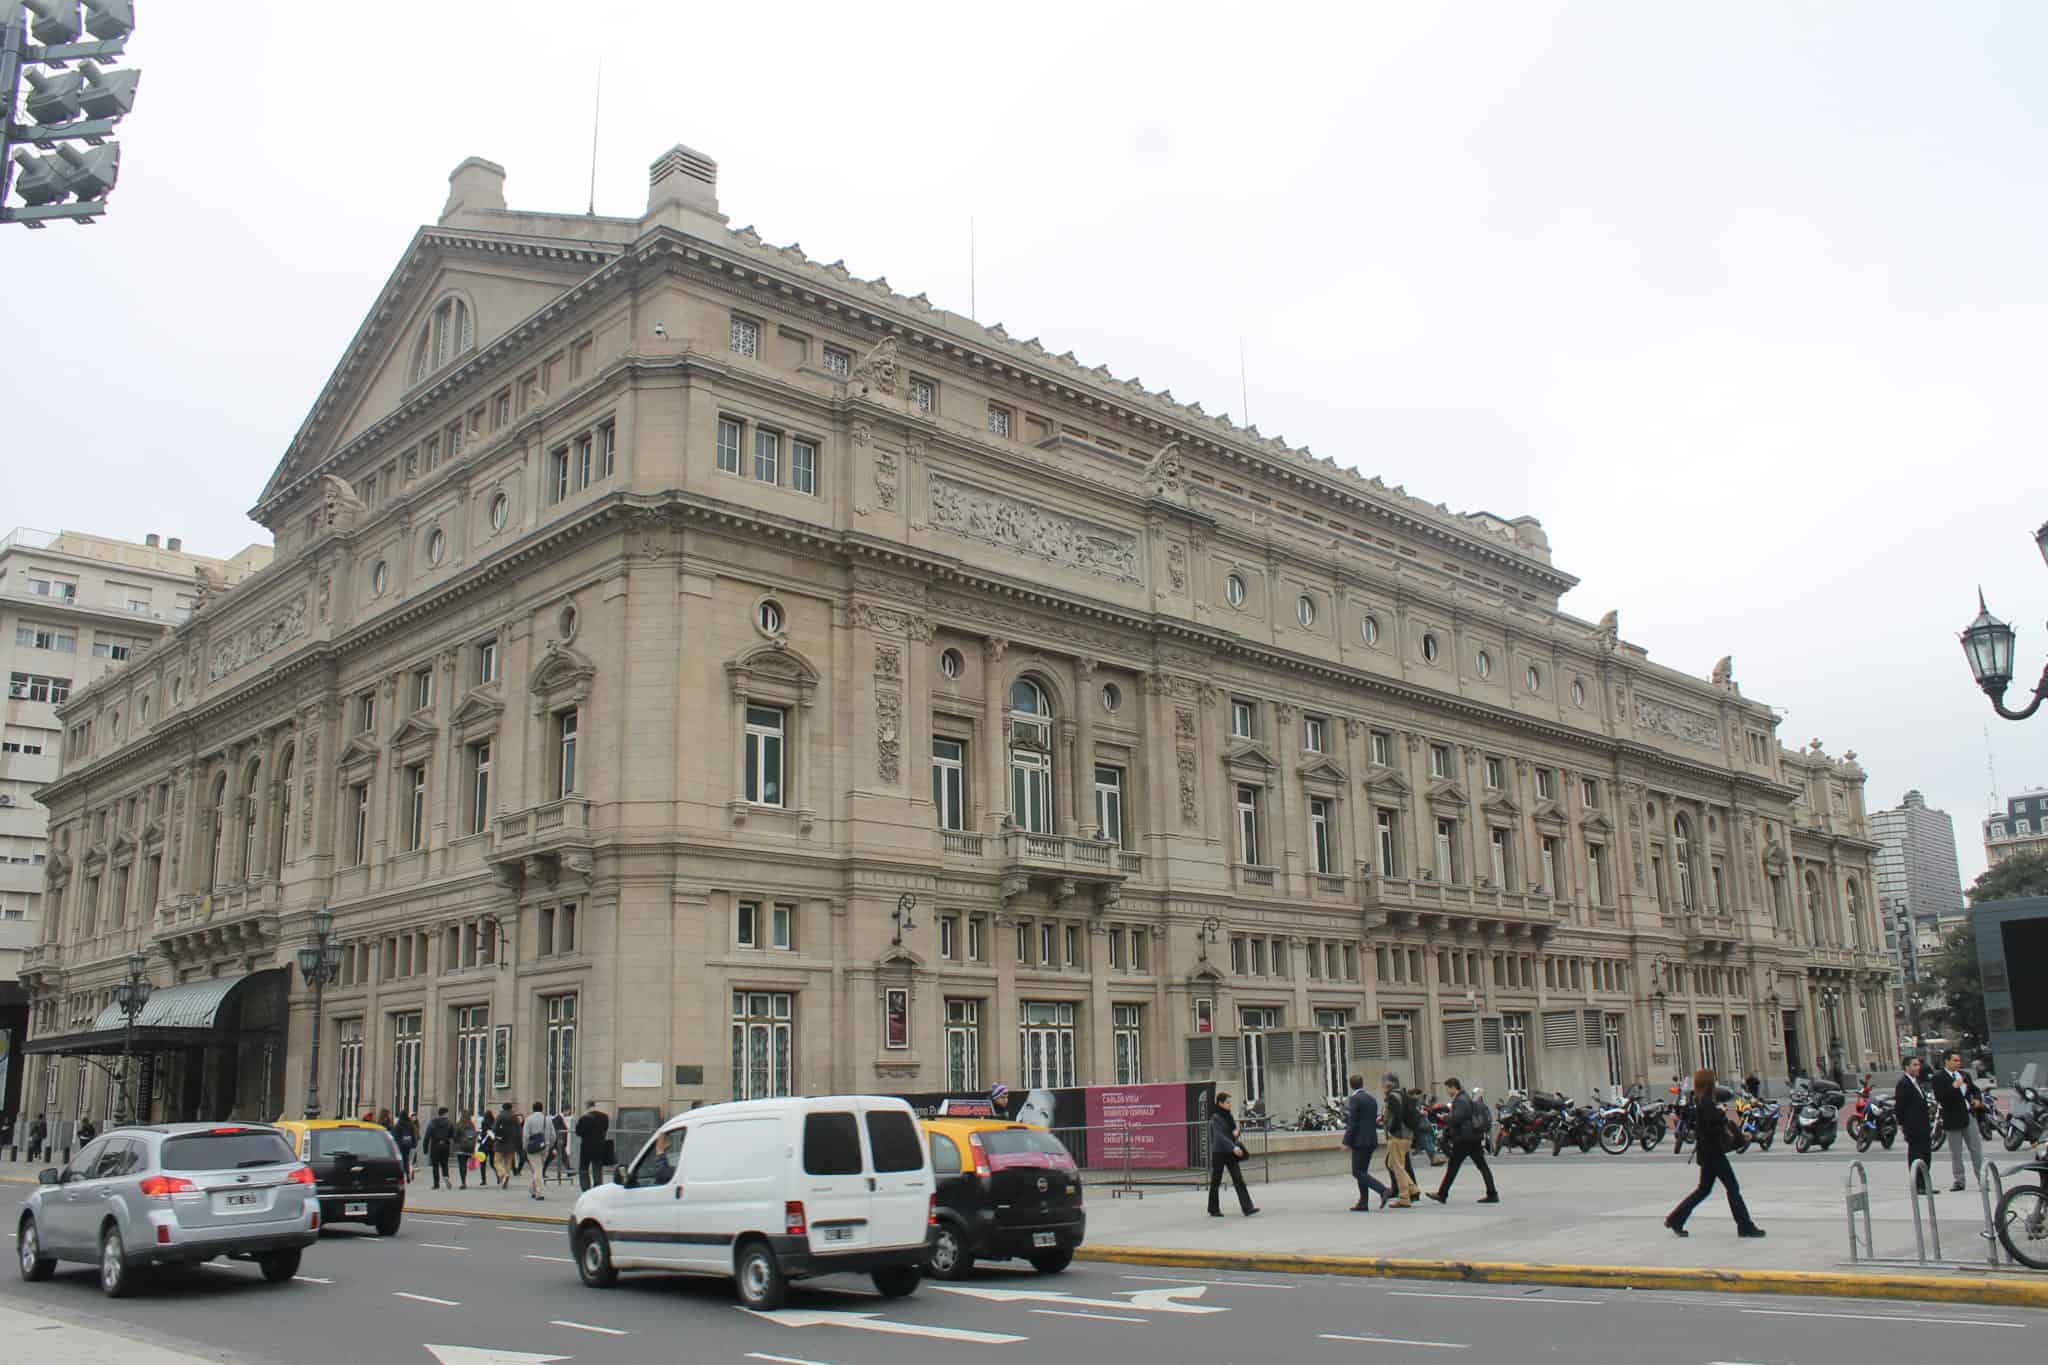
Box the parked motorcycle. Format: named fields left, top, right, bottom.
left=1848, top=1084, right=1898, bottom=1153
left=1634, top=1096, right=1671, bottom=1151
left=1730, top=1093, right=1776, bottom=1152
left=1489, top=1092, right=1544, bottom=1155
left=1596, top=1090, right=1644, bottom=1155
left=1549, top=1096, right=1600, bottom=1156
left=1786, top=1086, right=1840, bottom=1152
left=2001, top=1083, right=2047, bottom=1152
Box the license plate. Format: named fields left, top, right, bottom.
left=824, top=1226, right=852, bottom=1243
left=344, top=1201, right=368, bottom=1216
left=1033, top=1231, right=1058, bottom=1248
left=224, top=1193, right=259, bottom=1208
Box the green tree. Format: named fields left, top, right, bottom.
left=1913, top=924, right=1988, bottom=1057
left=1966, top=848, right=2048, bottom=906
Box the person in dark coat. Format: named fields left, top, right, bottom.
left=1341, top=1074, right=1392, bottom=1212
left=1933, top=1051, right=1986, bottom=1192
left=453, top=1112, right=478, bottom=1190
left=1206, top=1092, right=1259, bottom=1218
left=574, top=1100, right=611, bottom=1191
left=1425, top=1078, right=1498, bottom=1204
left=1665, top=1067, right=1765, bottom=1238
left=423, top=1108, right=455, bottom=1189
left=27, top=1114, right=47, bottom=1164
left=1895, top=1056, right=1936, bottom=1194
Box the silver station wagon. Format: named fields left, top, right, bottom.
left=17, top=1122, right=320, bottom=1296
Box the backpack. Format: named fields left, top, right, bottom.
left=1473, top=1096, right=1493, bottom=1136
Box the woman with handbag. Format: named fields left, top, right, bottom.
left=1207, top=1093, right=1260, bottom=1218
left=453, top=1113, right=478, bottom=1191
left=1666, top=1068, right=1766, bottom=1239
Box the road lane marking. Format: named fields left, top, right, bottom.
left=294, top=1275, right=334, bottom=1284
left=525, top=1254, right=575, bottom=1264
left=746, top=1355, right=841, bottom=1365
left=928, top=1283, right=1224, bottom=1314
left=420, top=1243, right=468, bottom=1251
left=1387, top=1291, right=1603, bottom=1305
left=1322, top=1334, right=1468, bottom=1350
left=395, top=1291, right=462, bottom=1306
left=742, top=1307, right=1026, bottom=1344
left=1741, top=1308, right=2020, bottom=1328
left=1119, top=1273, right=1294, bottom=1288
left=496, top=1223, right=556, bottom=1233
left=409, top=1216, right=466, bottom=1225
left=549, top=1320, right=628, bottom=1336
left=1032, top=1309, right=1146, bottom=1323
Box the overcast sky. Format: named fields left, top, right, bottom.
left=6, top=1, right=2044, bottom=882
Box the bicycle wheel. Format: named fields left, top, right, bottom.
left=1996, top=1186, right=2048, bottom=1271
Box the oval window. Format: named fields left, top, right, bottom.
left=1421, top=633, right=1439, bottom=663
left=371, top=560, right=390, bottom=595
left=559, top=603, right=580, bottom=640
left=1476, top=650, right=1491, bottom=678
left=1101, top=682, right=1122, bottom=713
left=426, top=528, right=445, bottom=566
left=1362, top=615, right=1380, bottom=646
left=1296, top=595, right=1316, bottom=628
left=1526, top=664, right=1543, bottom=694
left=489, top=491, right=509, bottom=531
left=940, top=648, right=963, bottom=679
left=757, top=599, right=784, bottom=635
left=1224, top=573, right=1247, bottom=608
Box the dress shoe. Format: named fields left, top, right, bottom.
left=1476, top=1194, right=1500, bottom=1204
left=1350, top=1203, right=1371, bottom=1212
left=1244, top=1207, right=1261, bottom=1217
left=1425, top=1192, right=1447, bottom=1205
left=1209, top=1210, right=1225, bottom=1218
left=1664, top=1216, right=1688, bottom=1238
left=1737, top=1226, right=1767, bottom=1238
left=1951, top=1181, right=1966, bottom=1192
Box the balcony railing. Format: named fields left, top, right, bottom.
left=941, top=830, right=984, bottom=857
left=999, top=829, right=1136, bottom=881
left=1361, top=870, right=1558, bottom=919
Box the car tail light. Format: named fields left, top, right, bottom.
left=157, top=1225, right=171, bottom=1245
left=138, top=1175, right=195, bottom=1198
left=311, top=1210, right=320, bottom=1231
left=968, top=1132, right=991, bottom=1182
left=286, top=1166, right=316, bottom=1185
left=784, top=1201, right=807, bottom=1236
left=928, top=1193, right=938, bottom=1227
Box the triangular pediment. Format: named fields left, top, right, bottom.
left=1297, top=756, right=1349, bottom=786
left=1580, top=810, right=1615, bottom=836
left=1533, top=799, right=1570, bottom=830
left=1481, top=788, right=1522, bottom=817
left=110, top=831, right=136, bottom=858
left=1427, top=778, right=1469, bottom=806
left=452, top=688, right=505, bottom=731
left=389, top=713, right=439, bottom=749
left=1224, top=741, right=1277, bottom=772
left=338, top=732, right=382, bottom=766
left=255, top=227, right=622, bottom=521
left=1362, top=768, right=1411, bottom=797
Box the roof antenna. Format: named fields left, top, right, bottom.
left=586, top=58, right=603, bottom=216
left=1238, top=337, right=1251, bottom=427
left=969, top=216, right=977, bottom=322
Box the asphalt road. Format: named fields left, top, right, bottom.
left=5, top=1189, right=2047, bottom=1365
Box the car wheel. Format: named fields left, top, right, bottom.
left=99, top=1225, right=134, bottom=1299
left=574, top=1225, right=618, bottom=1289
left=872, top=1264, right=922, bottom=1298
left=1028, top=1248, right=1075, bottom=1274
left=259, top=1248, right=303, bottom=1283
left=735, top=1240, right=786, bottom=1310
left=17, top=1216, right=54, bottom=1282
left=375, top=1210, right=403, bottom=1238
left=926, top=1223, right=974, bottom=1280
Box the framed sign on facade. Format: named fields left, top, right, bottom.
left=492, top=1025, right=511, bottom=1089
left=883, top=988, right=910, bottom=1050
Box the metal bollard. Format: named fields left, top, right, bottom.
left=1980, top=1160, right=2007, bottom=1267
left=1907, top=1159, right=1942, bottom=1263
left=1843, top=1160, right=1874, bottom=1262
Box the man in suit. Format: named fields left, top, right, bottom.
left=1342, top=1073, right=1392, bottom=1212
left=1895, top=1055, right=1935, bottom=1195
left=1426, top=1077, right=1499, bottom=1205
left=1932, top=1050, right=1986, bottom=1192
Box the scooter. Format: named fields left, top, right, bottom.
left=2001, top=1083, right=2048, bottom=1152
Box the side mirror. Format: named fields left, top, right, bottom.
left=612, top=1165, right=627, bottom=1185
left=37, top=1168, right=59, bottom=1186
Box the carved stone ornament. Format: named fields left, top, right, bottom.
left=1174, top=708, right=1196, bottom=740
left=316, top=573, right=332, bottom=623
left=1177, top=746, right=1199, bottom=824
left=1144, top=441, right=1188, bottom=504
left=874, top=643, right=902, bottom=683
left=875, top=689, right=902, bottom=784
left=851, top=421, right=871, bottom=447
left=854, top=603, right=934, bottom=642
left=855, top=336, right=900, bottom=394
left=1634, top=695, right=1721, bottom=750
left=321, top=473, right=369, bottom=528
left=209, top=595, right=311, bottom=682
left=875, top=448, right=899, bottom=510
left=1166, top=541, right=1187, bottom=592
left=927, top=473, right=1140, bottom=583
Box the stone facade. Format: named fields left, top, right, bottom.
left=18, top=143, right=1893, bottom=1133
left=1986, top=788, right=2048, bottom=870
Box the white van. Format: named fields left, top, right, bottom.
left=567, top=1095, right=934, bottom=1308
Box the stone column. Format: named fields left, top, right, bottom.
left=1073, top=658, right=1098, bottom=838
left=982, top=638, right=1008, bottom=831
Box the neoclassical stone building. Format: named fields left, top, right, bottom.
left=18, top=144, right=1892, bottom=1131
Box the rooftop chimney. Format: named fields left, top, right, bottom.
left=167, top=537, right=182, bottom=552
left=144, top=533, right=159, bottom=548
left=645, top=143, right=722, bottom=227
left=441, top=156, right=508, bottom=224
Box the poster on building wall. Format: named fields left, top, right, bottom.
left=492, top=1026, right=511, bottom=1089
left=883, top=989, right=910, bottom=1050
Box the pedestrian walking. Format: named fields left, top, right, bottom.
left=1895, top=1055, right=1935, bottom=1195
left=574, top=1100, right=610, bottom=1191
left=1380, top=1076, right=1418, bottom=1207
left=1665, top=1067, right=1766, bottom=1239
left=523, top=1101, right=550, bottom=1200
left=1934, top=1050, right=1987, bottom=1192
left=27, top=1113, right=47, bottom=1164
left=1412, top=1088, right=1446, bottom=1166
left=77, top=1116, right=98, bottom=1146
left=453, top=1112, right=477, bottom=1191
left=424, top=1108, right=454, bottom=1190
left=1425, top=1077, right=1498, bottom=1205
left=1206, top=1092, right=1259, bottom=1218
left=393, top=1111, right=418, bottom=1183
left=549, top=1106, right=571, bottom=1183
left=493, top=1103, right=519, bottom=1187
left=475, top=1111, right=494, bottom=1189
left=1341, top=1074, right=1392, bottom=1212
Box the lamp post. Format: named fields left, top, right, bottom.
left=1197, top=915, right=1221, bottom=961
left=891, top=893, right=917, bottom=947
left=1958, top=522, right=2048, bottom=720
left=110, top=950, right=151, bottom=1125
left=1819, top=985, right=1844, bottom=1083
left=294, top=905, right=341, bottom=1120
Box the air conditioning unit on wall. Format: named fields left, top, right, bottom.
left=0, top=794, right=14, bottom=806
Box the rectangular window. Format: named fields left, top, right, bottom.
left=1231, top=699, right=1255, bottom=739
left=1113, top=1004, right=1143, bottom=1085
left=1370, top=730, right=1392, bottom=767
left=910, top=376, right=936, bottom=414
left=1581, top=777, right=1599, bottom=807
left=494, top=389, right=512, bottom=428
left=1435, top=817, right=1459, bottom=883
left=349, top=782, right=370, bottom=865
left=1430, top=744, right=1451, bottom=779
left=1310, top=797, right=1334, bottom=875
left=1484, top=756, right=1504, bottom=789
left=1109, top=927, right=1126, bottom=969
left=1536, top=767, right=1556, bottom=801
left=1489, top=827, right=1513, bottom=888
left=335, top=1019, right=365, bottom=1121
left=1039, top=922, right=1054, bottom=966
left=732, top=991, right=794, bottom=1100
left=771, top=902, right=795, bottom=951
left=932, top=738, right=966, bottom=831
left=549, top=445, right=570, bottom=501
left=8, top=673, right=71, bottom=703
left=753, top=428, right=781, bottom=483
left=946, top=999, right=981, bottom=1091
left=744, top=704, right=786, bottom=805
left=1016, top=920, right=1029, bottom=964
left=967, top=915, right=983, bottom=962
left=736, top=900, right=759, bottom=948
left=356, top=691, right=376, bottom=734
left=716, top=417, right=743, bottom=474
left=599, top=421, right=616, bottom=478
left=1303, top=715, right=1327, bottom=753
left=823, top=345, right=852, bottom=377
left=1236, top=784, right=1263, bottom=865
left=1375, top=808, right=1399, bottom=876
left=405, top=764, right=427, bottom=852
left=1541, top=836, right=1561, bottom=895
left=1018, top=1001, right=1076, bottom=1088
left=411, top=667, right=433, bottom=711
left=940, top=914, right=958, bottom=960
left=987, top=403, right=1012, bottom=437
left=575, top=433, right=594, bottom=489
left=1132, top=926, right=1149, bottom=972
left=730, top=315, right=760, bottom=357
left=791, top=438, right=817, bottom=495
left=544, top=994, right=577, bottom=1116
left=1589, top=844, right=1609, bottom=905
left=555, top=708, right=579, bottom=797
left=1065, top=924, right=1082, bottom=967
left=467, top=741, right=492, bottom=835
left=1094, top=765, right=1126, bottom=847
left=477, top=638, right=498, bottom=684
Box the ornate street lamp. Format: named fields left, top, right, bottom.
left=1959, top=521, right=2048, bottom=721
left=1197, top=915, right=1221, bottom=961
left=295, top=904, right=341, bottom=1119
left=890, top=893, right=918, bottom=947
left=111, top=951, right=151, bottom=1125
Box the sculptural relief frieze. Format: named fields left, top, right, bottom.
left=927, top=473, right=1140, bottom=583
left=1633, top=695, right=1722, bottom=750
left=209, top=596, right=310, bottom=682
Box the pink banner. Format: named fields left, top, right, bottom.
left=1086, top=1083, right=1186, bottom=1170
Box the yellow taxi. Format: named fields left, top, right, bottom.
left=919, top=1116, right=1084, bottom=1279
left=272, top=1119, right=406, bottom=1236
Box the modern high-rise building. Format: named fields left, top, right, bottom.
left=0, top=528, right=269, bottom=1123
left=1870, top=790, right=1966, bottom=1036
left=1985, top=789, right=2048, bottom=871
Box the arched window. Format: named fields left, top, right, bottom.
left=1008, top=678, right=1054, bottom=834
left=207, top=773, right=228, bottom=891
left=1672, top=813, right=1696, bottom=913
left=240, top=762, right=262, bottom=879
left=276, top=746, right=295, bottom=869
left=409, top=295, right=474, bottom=384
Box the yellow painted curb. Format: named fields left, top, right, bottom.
left=406, top=1202, right=566, bottom=1227
left=1075, top=1245, right=2048, bottom=1309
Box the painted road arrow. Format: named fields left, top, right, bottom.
left=741, top=1307, right=1027, bottom=1343
left=927, top=1283, right=1226, bottom=1314
left=423, top=1348, right=571, bottom=1365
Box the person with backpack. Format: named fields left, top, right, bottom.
left=1425, top=1077, right=1499, bottom=1205
left=522, top=1101, right=551, bottom=1200
left=1666, top=1067, right=1765, bottom=1239
left=493, top=1102, right=520, bottom=1187
left=453, top=1111, right=478, bottom=1190
left=423, top=1107, right=455, bottom=1189
left=1341, top=1074, right=1392, bottom=1212
left=1380, top=1074, right=1419, bottom=1207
